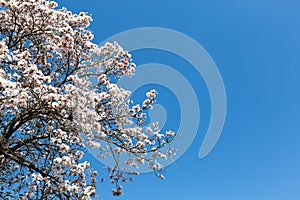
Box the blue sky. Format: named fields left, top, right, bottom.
left=57, top=1, right=300, bottom=199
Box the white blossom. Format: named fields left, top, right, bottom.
left=0, top=0, right=175, bottom=199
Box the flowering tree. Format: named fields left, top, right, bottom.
left=0, top=0, right=175, bottom=199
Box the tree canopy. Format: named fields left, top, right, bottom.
left=0, top=0, right=175, bottom=199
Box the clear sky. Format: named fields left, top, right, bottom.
left=57, top=1, right=300, bottom=199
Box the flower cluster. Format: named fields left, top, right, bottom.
left=0, top=0, right=176, bottom=199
